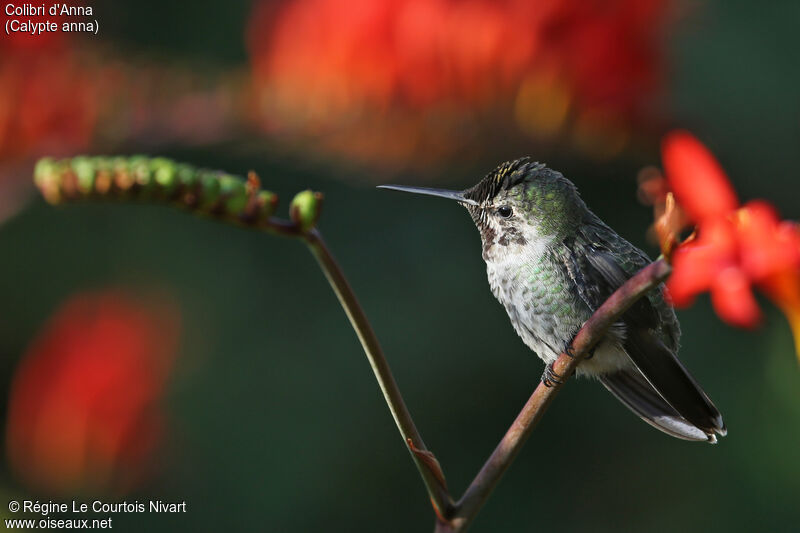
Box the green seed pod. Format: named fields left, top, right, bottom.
left=109, top=156, right=131, bottom=191
left=176, top=163, right=198, bottom=189
left=289, top=189, right=323, bottom=232
left=151, top=157, right=179, bottom=196
left=91, top=156, right=114, bottom=194
left=129, top=156, right=155, bottom=196
left=198, top=171, right=221, bottom=211
left=34, top=157, right=55, bottom=188
left=34, top=158, right=61, bottom=204
left=219, top=175, right=248, bottom=214
left=71, top=156, right=96, bottom=195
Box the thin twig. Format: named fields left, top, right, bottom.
left=303, top=229, right=454, bottom=518
left=439, top=258, right=672, bottom=532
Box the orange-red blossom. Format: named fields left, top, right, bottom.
left=660, top=130, right=800, bottom=359
left=5, top=291, right=180, bottom=495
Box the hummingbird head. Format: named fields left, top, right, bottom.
left=380, top=158, right=588, bottom=261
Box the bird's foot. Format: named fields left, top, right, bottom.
left=541, top=362, right=566, bottom=388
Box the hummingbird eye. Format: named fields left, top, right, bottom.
left=497, top=205, right=513, bottom=218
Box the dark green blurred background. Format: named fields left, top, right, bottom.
left=1, top=1, right=799, bottom=531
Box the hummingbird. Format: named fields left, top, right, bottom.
left=380, top=158, right=726, bottom=443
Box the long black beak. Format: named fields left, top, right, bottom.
left=377, top=185, right=478, bottom=206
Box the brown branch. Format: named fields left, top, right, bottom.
left=439, top=258, right=673, bottom=532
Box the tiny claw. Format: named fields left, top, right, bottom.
left=565, top=341, right=596, bottom=359
left=541, top=362, right=566, bottom=388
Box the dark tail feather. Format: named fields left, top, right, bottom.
left=600, top=370, right=717, bottom=442
left=621, top=328, right=725, bottom=438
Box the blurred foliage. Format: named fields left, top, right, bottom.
left=0, top=0, right=799, bottom=532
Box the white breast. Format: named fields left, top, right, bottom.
left=484, top=231, right=635, bottom=377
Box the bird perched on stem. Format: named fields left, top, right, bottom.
left=380, top=158, right=726, bottom=443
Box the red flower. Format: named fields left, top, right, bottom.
left=5, top=291, right=180, bottom=495
left=247, top=0, right=670, bottom=164
left=0, top=2, right=100, bottom=163
left=661, top=131, right=800, bottom=357
left=0, top=10, right=240, bottom=177
left=0, top=2, right=71, bottom=51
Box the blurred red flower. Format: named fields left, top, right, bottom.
left=0, top=2, right=99, bottom=162
left=5, top=291, right=180, bottom=495
left=0, top=2, right=70, bottom=51
left=0, top=6, right=242, bottom=180
left=661, top=131, right=800, bottom=357
left=247, top=0, right=671, bottom=165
